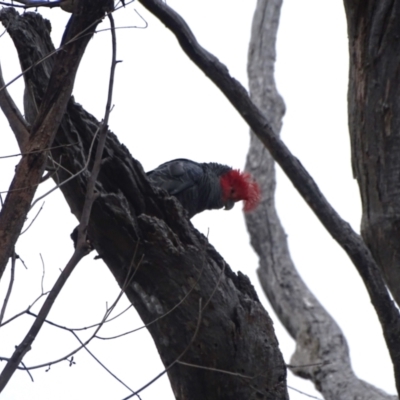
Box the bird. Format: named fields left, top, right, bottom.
left=147, top=158, right=261, bottom=218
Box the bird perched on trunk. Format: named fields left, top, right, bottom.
left=147, top=158, right=261, bottom=218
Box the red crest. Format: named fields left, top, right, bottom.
left=220, top=170, right=261, bottom=212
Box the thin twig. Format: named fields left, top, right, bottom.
left=0, top=310, right=29, bottom=328
left=16, top=254, right=27, bottom=270
left=287, top=362, right=327, bottom=369
left=0, top=19, right=10, bottom=39
left=0, top=289, right=50, bottom=328
left=46, top=156, right=74, bottom=178
left=71, top=331, right=138, bottom=396
left=39, top=170, right=56, bottom=183
left=0, top=4, right=129, bottom=120
left=0, top=0, right=135, bottom=96
left=0, top=60, right=29, bottom=151
left=73, top=12, right=118, bottom=249
left=0, top=251, right=84, bottom=392
left=20, top=361, right=34, bottom=383
left=95, top=9, right=148, bottom=32
left=122, top=260, right=226, bottom=400
left=132, top=9, right=148, bottom=29
left=39, top=254, right=45, bottom=294
left=20, top=202, right=45, bottom=235
left=176, top=359, right=324, bottom=399
left=287, top=385, right=323, bottom=400
left=176, top=360, right=253, bottom=379
left=122, top=299, right=204, bottom=400
left=201, top=261, right=225, bottom=311
left=0, top=249, right=16, bottom=325
left=0, top=143, right=78, bottom=160
left=29, top=127, right=99, bottom=209
left=97, top=254, right=208, bottom=340
left=14, top=248, right=143, bottom=373
left=0, top=132, right=95, bottom=198
left=22, top=252, right=142, bottom=372
left=0, top=13, right=105, bottom=94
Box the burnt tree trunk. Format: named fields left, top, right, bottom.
left=0, top=8, right=288, bottom=400
left=344, top=1, right=400, bottom=306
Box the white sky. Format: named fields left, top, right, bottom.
left=0, top=0, right=396, bottom=399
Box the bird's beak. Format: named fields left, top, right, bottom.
left=224, top=199, right=235, bottom=210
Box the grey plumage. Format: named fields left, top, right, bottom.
left=147, top=158, right=232, bottom=218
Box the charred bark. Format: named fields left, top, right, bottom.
left=0, top=9, right=288, bottom=399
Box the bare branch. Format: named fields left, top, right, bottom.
left=0, top=249, right=16, bottom=325
left=286, top=386, right=323, bottom=400
left=0, top=290, right=49, bottom=328
left=95, top=9, right=148, bottom=32
left=0, top=2, right=116, bottom=390
left=29, top=126, right=99, bottom=209
left=71, top=331, right=137, bottom=395
left=122, top=299, right=204, bottom=400
left=0, top=1, right=113, bottom=282
left=0, top=251, right=83, bottom=390
left=176, top=359, right=324, bottom=400
left=0, top=12, right=103, bottom=94
left=176, top=360, right=254, bottom=380
left=0, top=60, right=29, bottom=151
left=122, top=260, right=226, bottom=400
left=19, top=252, right=142, bottom=372
left=97, top=251, right=208, bottom=340
left=20, top=361, right=34, bottom=383
left=20, top=202, right=45, bottom=235
left=39, top=253, right=45, bottom=294
left=13, top=255, right=223, bottom=397
left=74, top=11, right=118, bottom=249
left=0, top=143, right=78, bottom=160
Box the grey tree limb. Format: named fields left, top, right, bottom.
left=245, top=1, right=397, bottom=399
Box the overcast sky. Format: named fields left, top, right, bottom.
left=0, top=1, right=396, bottom=399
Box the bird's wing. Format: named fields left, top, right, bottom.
left=147, top=159, right=203, bottom=195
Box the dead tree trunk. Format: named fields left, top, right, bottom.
left=344, top=1, right=400, bottom=307
left=0, top=8, right=288, bottom=399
